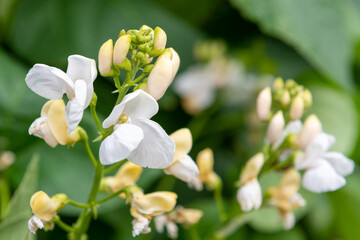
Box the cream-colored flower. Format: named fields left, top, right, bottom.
left=29, top=100, right=81, bottom=147
left=30, top=191, right=65, bottom=221
left=164, top=128, right=199, bottom=185
left=132, top=191, right=177, bottom=216
left=256, top=87, right=272, bottom=121
left=196, top=148, right=220, bottom=190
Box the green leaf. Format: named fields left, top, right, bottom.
left=0, top=155, right=39, bottom=240
left=231, top=0, right=359, bottom=89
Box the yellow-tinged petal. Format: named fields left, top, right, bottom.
left=44, top=100, right=80, bottom=145
left=240, top=153, right=264, bottom=184
left=132, top=191, right=177, bottom=216
left=273, top=168, right=301, bottom=201
left=113, top=35, right=132, bottom=66
left=196, top=148, right=214, bottom=180
left=30, top=191, right=60, bottom=221
left=98, top=39, right=114, bottom=77
left=169, top=128, right=192, bottom=162
left=154, top=27, right=167, bottom=50
left=175, top=207, right=203, bottom=226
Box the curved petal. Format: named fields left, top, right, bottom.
left=29, top=117, right=58, bottom=148
left=128, top=118, right=175, bottom=168
left=65, top=80, right=87, bottom=133
left=66, top=55, right=97, bottom=84
left=306, top=132, right=335, bottom=158
left=164, top=155, right=199, bottom=183
left=236, top=179, right=262, bottom=212
left=273, top=120, right=302, bottom=149
left=25, top=64, right=74, bottom=99
left=99, top=124, right=144, bottom=165
left=170, top=128, right=192, bottom=160
left=102, top=90, right=158, bottom=129
left=323, top=152, right=355, bottom=176
left=302, top=159, right=345, bottom=193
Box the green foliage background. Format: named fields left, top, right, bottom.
left=0, top=0, right=360, bottom=239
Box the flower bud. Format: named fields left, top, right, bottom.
left=132, top=191, right=177, bottom=216
left=240, top=153, right=264, bottom=184
left=256, top=87, right=272, bottom=121
left=280, top=90, right=291, bottom=107
left=302, top=89, right=312, bottom=108
left=267, top=111, right=285, bottom=144
left=98, top=39, right=114, bottom=77
left=113, top=35, right=132, bottom=67
left=30, top=191, right=63, bottom=221
left=154, top=27, right=167, bottom=50
left=147, top=50, right=173, bottom=100
left=272, top=168, right=300, bottom=200
left=169, top=48, right=180, bottom=80
left=29, top=100, right=81, bottom=147
left=0, top=151, right=15, bottom=170
left=175, top=207, right=203, bottom=226
left=140, top=25, right=153, bottom=32
left=290, top=94, right=304, bottom=120
left=273, top=77, right=284, bottom=91
left=170, top=128, right=192, bottom=161
left=297, top=114, right=322, bottom=149
left=196, top=148, right=220, bottom=189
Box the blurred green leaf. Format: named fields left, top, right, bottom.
left=0, top=155, right=38, bottom=240
left=231, top=0, right=359, bottom=89
left=252, top=227, right=306, bottom=240
left=248, top=207, right=283, bottom=233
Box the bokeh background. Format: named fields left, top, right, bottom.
left=1, top=0, right=360, bottom=239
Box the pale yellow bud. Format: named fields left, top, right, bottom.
left=170, top=128, right=192, bottom=161
left=275, top=168, right=300, bottom=201
left=140, top=25, right=153, bottom=31
left=113, top=35, right=132, bottom=67
left=297, top=114, right=322, bottom=149
left=132, top=191, right=178, bottom=216
left=273, top=77, right=284, bottom=91
left=98, top=39, right=114, bottom=77
left=30, top=191, right=62, bottom=221
left=196, top=148, right=220, bottom=189
left=175, top=207, right=203, bottom=226
left=169, top=48, right=180, bottom=80
left=147, top=50, right=173, bottom=100
left=280, top=90, right=291, bottom=106
left=240, top=153, right=264, bottom=184
left=0, top=151, right=15, bottom=170
left=290, top=94, right=304, bottom=120
left=256, top=87, right=272, bottom=121
left=267, top=111, right=285, bottom=144
left=154, top=27, right=167, bottom=50
left=302, top=89, right=312, bottom=108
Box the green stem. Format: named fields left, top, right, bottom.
left=214, top=185, right=227, bottom=222
left=214, top=213, right=250, bottom=239
left=93, top=187, right=128, bottom=205
left=68, top=200, right=91, bottom=209
left=80, top=132, right=97, bottom=167
left=131, top=73, right=146, bottom=85
left=115, top=84, right=131, bottom=105
left=103, top=160, right=127, bottom=174
left=189, top=227, right=201, bottom=240
left=53, top=215, right=75, bottom=232
left=90, top=105, right=104, bottom=135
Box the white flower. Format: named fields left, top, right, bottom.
left=100, top=90, right=175, bottom=168
left=132, top=217, right=151, bottom=237
left=25, top=55, right=97, bottom=133
left=154, top=215, right=178, bottom=239
left=295, top=132, right=355, bottom=193
left=164, top=128, right=199, bottom=185
left=237, top=179, right=262, bottom=211
left=28, top=215, right=45, bottom=234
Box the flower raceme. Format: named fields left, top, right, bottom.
left=237, top=153, right=264, bottom=212
left=26, top=55, right=97, bottom=133
left=29, top=99, right=81, bottom=147
left=99, top=90, right=175, bottom=168
left=164, top=128, right=199, bottom=185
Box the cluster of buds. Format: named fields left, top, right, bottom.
left=98, top=25, right=180, bottom=100
left=155, top=206, right=203, bottom=239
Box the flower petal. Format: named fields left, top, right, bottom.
left=102, top=90, right=159, bottom=129
left=273, top=120, right=302, bottom=149
left=237, top=179, right=262, bottom=211
left=128, top=118, right=175, bottom=168
left=65, top=80, right=87, bottom=133
left=164, top=155, right=199, bottom=183
left=66, top=55, right=97, bottom=85
left=170, top=128, right=192, bottom=160
left=99, top=124, right=144, bottom=165
left=29, top=117, right=58, bottom=148
left=323, top=152, right=355, bottom=176
left=25, top=64, right=74, bottom=99
left=306, top=132, right=335, bottom=158
left=302, top=159, right=346, bottom=193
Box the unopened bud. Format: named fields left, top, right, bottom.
left=169, top=48, right=180, bottom=80
left=256, top=87, right=272, bottom=121
left=267, top=111, right=285, bottom=144
left=113, top=35, right=132, bottom=67
left=273, top=77, right=284, bottom=91
left=302, top=89, right=312, bottom=108
left=98, top=39, right=114, bottom=77
left=154, top=27, right=167, bottom=50
left=285, top=79, right=296, bottom=89
left=0, top=151, right=15, bottom=170
left=119, top=29, right=126, bottom=37
left=290, top=94, right=304, bottom=120
left=140, top=25, right=153, bottom=32
left=30, top=191, right=63, bottom=221
left=143, top=64, right=154, bottom=74
left=240, top=153, right=264, bottom=184
left=280, top=90, right=291, bottom=106
left=277, top=168, right=300, bottom=200
left=297, top=114, right=321, bottom=149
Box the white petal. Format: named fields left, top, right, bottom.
left=302, top=160, right=346, bottom=193
left=273, top=120, right=302, bottom=149
left=25, top=64, right=74, bottom=99
left=99, top=124, right=144, bottom=165
left=102, top=90, right=159, bottom=129
left=66, top=55, right=97, bottom=85
left=283, top=212, right=295, bottom=230
left=323, top=152, right=355, bottom=176
left=164, top=155, right=199, bottom=183
left=188, top=177, right=203, bottom=191
left=65, top=80, right=87, bottom=133
left=306, top=132, right=335, bottom=158
left=154, top=215, right=167, bottom=233
left=128, top=118, right=175, bottom=168
left=132, top=218, right=151, bottom=237
left=29, top=117, right=58, bottom=147
left=166, top=221, right=179, bottom=239
left=294, top=152, right=319, bottom=170
left=28, top=216, right=44, bottom=234
left=236, top=179, right=262, bottom=212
